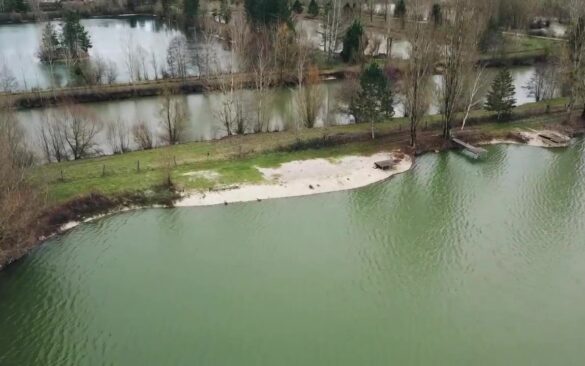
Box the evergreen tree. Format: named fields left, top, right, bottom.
left=341, top=20, right=364, bottom=63
left=394, top=0, right=406, bottom=28
left=61, top=12, right=92, bottom=60
left=292, top=0, right=303, bottom=14
left=350, top=62, right=394, bottom=138
left=245, top=0, right=291, bottom=25
left=485, top=69, right=516, bottom=120
left=307, top=0, right=319, bottom=17
left=184, top=0, right=200, bottom=26
left=431, top=3, right=442, bottom=26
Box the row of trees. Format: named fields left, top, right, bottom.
left=0, top=103, right=39, bottom=268
left=35, top=90, right=187, bottom=163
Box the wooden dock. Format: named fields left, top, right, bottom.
left=451, top=138, right=487, bottom=159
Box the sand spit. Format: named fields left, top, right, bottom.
left=176, top=152, right=412, bottom=207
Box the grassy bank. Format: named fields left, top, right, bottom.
left=31, top=97, right=573, bottom=204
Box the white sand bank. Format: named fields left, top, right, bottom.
left=176, top=152, right=412, bottom=207
left=481, top=129, right=571, bottom=148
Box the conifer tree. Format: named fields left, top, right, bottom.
left=341, top=20, right=364, bottom=63
left=307, top=0, right=319, bottom=17
left=61, top=12, right=92, bottom=60
left=350, top=62, right=394, bottom=139
left=292, top=0, right=303, bottom=14
left=485, top=69, right=516, bottom=120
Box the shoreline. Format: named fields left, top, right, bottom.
left=1, top=126, right=579, bottom=270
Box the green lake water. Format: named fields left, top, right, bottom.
left=1, top=141, right=584, bottom=365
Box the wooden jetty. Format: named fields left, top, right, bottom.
left=451, top=138, right=487, bottom=159
left=374, top=160, right=395, bottom=170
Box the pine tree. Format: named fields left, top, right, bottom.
left=350, top=62, right=394, bottom=138
left=485, top=69, right=516, bottom=120
left=245, top=0, right=290, bottom=25
left=394, top=0, right=406, bottom=29
left=292, top=0, right=303, bottom=14
left=341, top=20, right=364, bottom=63
left=61, top=12, right=92, bottom=60
left=307, top=0, right=319, bottom=17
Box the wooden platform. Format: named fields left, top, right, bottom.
left=451, top=138, right=487, bottom=158
left=374, top=160, right=395, bottom=170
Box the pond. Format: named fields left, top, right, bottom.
left=1, top=140, right=584, bottom=364
left=0, top=15, right=232, bottom=90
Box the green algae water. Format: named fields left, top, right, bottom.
left=1, top=141, right=585, bottom=365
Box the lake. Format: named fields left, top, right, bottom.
left=1, top=140, right=584, bottom=365
left=0, top=15, right=232, bottom=90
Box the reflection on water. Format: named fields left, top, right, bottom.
left=0, top=16, right=233, bottom=90
left=16, top=65, right=540, bottom=156
left=0, top=140, right=584, bottom=365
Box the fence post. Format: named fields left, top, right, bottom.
left=137, top=160, right=140, bottom=173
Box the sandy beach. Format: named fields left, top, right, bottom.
left=176, top=152, right=413, bottom=207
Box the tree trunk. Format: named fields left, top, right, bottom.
left=410, top=121, right=416, bottom=148
left=442, top=119, right=450, bottom=139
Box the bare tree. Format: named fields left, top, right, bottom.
left=123, top=36, right=139, bottom=83
left=106, top=119, right=130, bottom=154
left=137, top=45, right=149, bottom=81
left=564, top=6, right=585, bottom=120
left=159, top=89, right=188, bottom=145
left=524, top=62, right=560, bottom=102
left=322, top=0, right=344, bottom=60
left=150, top=50, right=159, bottom=80
left=132, top=121, right=155, bottom=150
left=461, top=65, right=488, bottom=130
left=37, top=111, right=69, bottom=162
left=0, top=58, right=17, bottom=92
left=403, top=18, right=436, bottom=148
left=0, top=102, right=34, bottom=166
left=0, top=107, right=41, bottom=268
left=296, top=64, right=324, bottom=129
left=250, top=32, right=274, bottom=133
left=105, top=60, right=118, bottom=84
left=57, top=104, right=102, bottom=160
left=167, top=35, right=190, bottom=79
left=437, top=0, right=479, bottom=138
